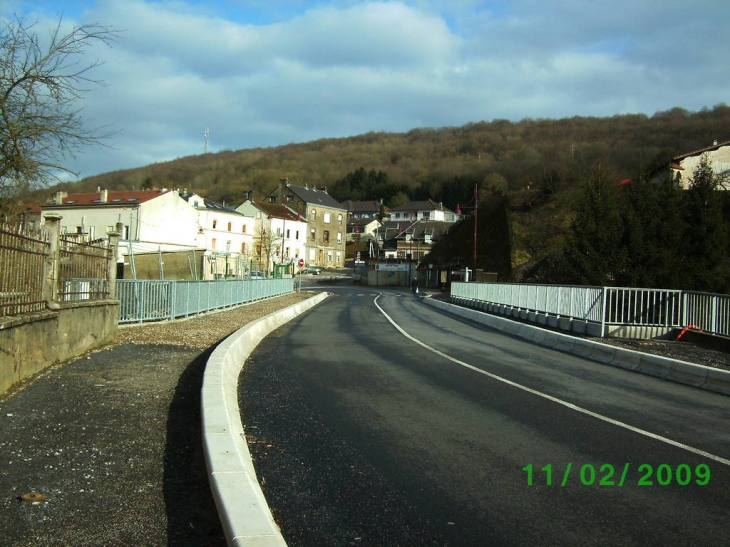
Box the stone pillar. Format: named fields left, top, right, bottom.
left=42, top=214, right=62, bottom=310
left=106, top=228, right=121, bottom=300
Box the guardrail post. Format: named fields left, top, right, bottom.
left=600, top=286, right=607, bottom=337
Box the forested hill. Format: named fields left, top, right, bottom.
left=69, top=104, right=730, bottom=209
left=60, top=104, right=730, bottom=291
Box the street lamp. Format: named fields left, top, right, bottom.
left=456, top=184, right=478, bottom=281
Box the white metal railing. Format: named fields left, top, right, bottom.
left=117, top=278, right=294, bottom=323
left=683, top=291, right=730, bottom=337
left=451, top=283, right=729, bottom=337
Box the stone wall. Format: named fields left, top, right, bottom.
left=0, top=300, right=119, bottom=395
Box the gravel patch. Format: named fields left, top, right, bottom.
left=0, top=291, right=317, bottom=547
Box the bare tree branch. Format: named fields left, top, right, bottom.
left=0, top=15, right=118, bottom=200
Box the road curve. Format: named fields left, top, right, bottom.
left=240, top=288, right=730, bottom=547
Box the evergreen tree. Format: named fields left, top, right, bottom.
left=681, top=154, right=729, bottom=292
left=618, top=176, right=685, bottom=288
left=564, top=165, right=627, bottom=285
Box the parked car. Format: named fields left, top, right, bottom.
left=303, top=267, right=321, bottom=275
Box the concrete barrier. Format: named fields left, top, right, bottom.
left=202, top=292, right=330, bottom=547
left=425, top=297, right=730, bottom=397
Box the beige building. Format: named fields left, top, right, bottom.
left=268, top=178, right=347, bottom=269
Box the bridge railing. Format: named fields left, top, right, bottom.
left=451, top=283, right=729, bottom=338
left=117, top=278, right=294, bottom=323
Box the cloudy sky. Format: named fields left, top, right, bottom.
left=2, top=0, right=728, bottom=180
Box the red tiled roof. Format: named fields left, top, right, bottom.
left=42, top=189, right=168, bottom=207
left=673, top=140, right=730, bottom=161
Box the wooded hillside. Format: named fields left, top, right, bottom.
left=54, top=104, right=730, bottom=290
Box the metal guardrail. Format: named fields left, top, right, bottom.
left=117, top=278, right=294, bottom=323
left=451, top=283, right=730, bottom=337
left=684, top=291, right=730, bottom=337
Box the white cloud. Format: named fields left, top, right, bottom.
left=4, top=0, right=729, bottom=179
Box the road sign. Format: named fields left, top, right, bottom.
left=298, top=258, right=305, bottom=268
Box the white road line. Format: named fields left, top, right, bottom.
left=374, top=295, right=730, bottom=467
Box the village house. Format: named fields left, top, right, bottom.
left=28, top=188, right=258, bottom=280
left=388, top=199, right=458, bottom=222
left=669, top=140, right=730, bottom=189
left=342, top=199, right=386, bottom=242
left=267, top=178, right=347, bottom=269
left=236, top=198, right=308, bottom=276
left=179, top=192, right=255, bottom=279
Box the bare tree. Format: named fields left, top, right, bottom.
left=0, top=15, right=117, bottom=200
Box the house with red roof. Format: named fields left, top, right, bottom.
left=669, top=140, right=730, bottom=190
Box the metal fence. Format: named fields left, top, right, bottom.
left=0, top=218, right=117, bottom=317
left=684, top=291, right=730, bottom=337
left=451, top=282, right=730, bottom=337
left=58, top=235, right=112, bottom=301
left=117, top=278, right=294, bottom=323
left=0, top=222, right=49, bottom=315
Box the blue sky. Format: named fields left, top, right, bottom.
left=1, top=0, right=728, bottom=181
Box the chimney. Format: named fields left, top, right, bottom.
left=53, top=191, right=67, bottom=204
left=100, top=188, right=108, bottom=203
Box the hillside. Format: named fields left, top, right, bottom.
left=53, top=104, right=730, bottom=287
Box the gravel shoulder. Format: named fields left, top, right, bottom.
left=0, top=291, right=317, bottom=547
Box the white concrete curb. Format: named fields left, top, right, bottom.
left=201, top=292, right=330, bottom=547
left=424, top=297, right=730, bottom=397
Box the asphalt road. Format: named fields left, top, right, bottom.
left=239, top=287, right=730, bottom=547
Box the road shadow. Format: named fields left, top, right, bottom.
left=163, top=347, right=227, bottom=546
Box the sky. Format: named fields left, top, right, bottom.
left=1, top=0, right=728, bottom=181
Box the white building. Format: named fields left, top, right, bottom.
left=34, top=188, right=258, bottom=279
left=670, top=140, right=730, bottom=190
left=236, top=199, right=308, bottom=275
left=180, top=192, right=256, bottom=279
left=388, top=199, right=458, bottom=222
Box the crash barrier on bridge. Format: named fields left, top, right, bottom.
left=451, top=283, right=730, bottom=339
left=201, top=291, right=330, bottom=547
left=424, top=297, right=730, bottom=396
left=117, top=278, right=294, bottom=323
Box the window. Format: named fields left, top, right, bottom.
left=212, top=219, right=217, bottom=229
left=295, top=230, right=299, bottom=239
left=276, top=227, right=281, bottom=236
left=89, top=226, right=96, bottom=239
left=311, top=209, right=317, bottom=221
left=211, top=238, right=217, bottom=250
left=338, top=214, right=343, bottom=225
left=124, top=226, right=131, bottom=239
left=310, top=228, right=316, bottom=241
left=227, top=222, right=232, bottom=231
left=324, top=212, right=331, bottom=223
left=269, top=196, right=276, bottom=203
left=422, top=211, right=430, bottom=219
left=336, top=232, right=342, bottom=244
left=327, top=250, right=333, bottom=263
left=336, top=251, right=341, bottom=264
left=226, top=240, right=231, bottom=252
left=242, top=224, right=247, bottom=233
left=241, top=242, right=247, bottom=253
left=323, top=230, right=330, bottom=243
left=286, top=229, right=290, bottom=239
left=395, top=213, right=401, bottom=219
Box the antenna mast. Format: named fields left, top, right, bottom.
left=204, top=128, right=210, bottom=154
